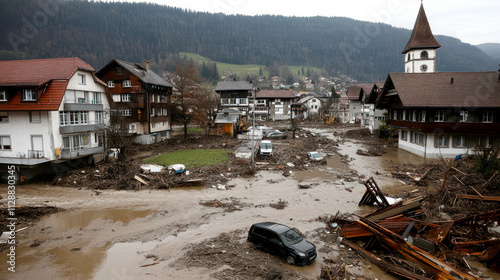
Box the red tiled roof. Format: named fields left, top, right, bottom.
left=0, top=57, right=95, bottom=86
left=401, top=4, right=441, bottom=54
left=0, top=80, right=69, bottom=111
left=256, top=90, right=296, bottom=98
left=0, top=57, right=99, bottom=111
left=384, top=72, right=500, bottom=108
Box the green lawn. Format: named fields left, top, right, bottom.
left=179, top=52, right=321, bottom=78
left=143, top=149, right=231, bottom=169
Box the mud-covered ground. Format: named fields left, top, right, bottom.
left=0, top=124, right=498, bottom=280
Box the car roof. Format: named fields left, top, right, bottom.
left=252, top=222, right=291, bottom=234
left=261, top=140, right=272, bottom=144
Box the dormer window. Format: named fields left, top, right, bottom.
left=22, top=89, right=36, bottom=101
left=0, top=90, right=6, bottom=101
left=78, top=74, right=86, bottom=85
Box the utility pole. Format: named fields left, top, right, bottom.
left=251, top=82, right=256, bottom=166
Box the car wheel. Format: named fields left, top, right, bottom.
left=286, top=255, right=295, bottom=265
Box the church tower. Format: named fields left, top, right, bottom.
left=402, top=3, right=441, bottom=73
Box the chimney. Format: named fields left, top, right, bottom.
left=143, top=60, right=149, bottom=71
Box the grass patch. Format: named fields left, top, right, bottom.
left=143, top=149, right=231, bottom=169
left=187, top=127, right=205, bottom=133
left=180, top=52, right=321, bottom=78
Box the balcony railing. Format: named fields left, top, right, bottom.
left=60, top=146, right=104, bottom=159
left=28, top=150, right=44, bottom=159
left=59, top=122, right=105, bottom=134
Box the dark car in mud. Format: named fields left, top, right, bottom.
left=247, top=222, right=317, bottom=266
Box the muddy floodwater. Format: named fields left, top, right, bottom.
left=0, top=128, right=486, bottom=279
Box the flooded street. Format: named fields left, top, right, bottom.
left=0, top=127, right=475, bottom=279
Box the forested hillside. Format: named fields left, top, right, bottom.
left=0, top=0, right=497, bottom=82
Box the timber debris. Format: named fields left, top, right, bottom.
left=329, top=164, right=500, bottom=279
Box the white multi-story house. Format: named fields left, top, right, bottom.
left=0, top=57, right=111, bottom=179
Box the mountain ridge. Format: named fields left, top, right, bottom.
left=0, top=0, right=497, bottom=82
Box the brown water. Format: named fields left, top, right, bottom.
left=0, top=128, right=496, bottom=280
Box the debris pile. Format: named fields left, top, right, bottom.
left=325, top=172, right=500, bottom=279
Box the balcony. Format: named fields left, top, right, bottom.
left=64, top=100, right=103, bottom=111
left=28, top=150, right=44, bottom=159
left=60, top=122, right=105, bottom=134
left=61, top=146, right=104, bottom=160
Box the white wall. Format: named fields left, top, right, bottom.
left=0, top=111, right=56, bottom=160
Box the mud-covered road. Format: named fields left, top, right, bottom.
left=2, top=126, right=487, bottom=280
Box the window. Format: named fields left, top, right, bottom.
left=410, top=132, right=425, bottom=145
left=22, top=89, right=36, bottom=101
left=122, top=94, right=131, bottom=102
left=107, top=80, right=115, bottom=88
left=0, top=112, right=8, bottom=123
left=420, top=51, right=429, bottom=59
left=421, top=111, right=426, bottom=122
left=60, top=111, right=69, bottom=125
left=116, top=67, right=123, bottom=74
left=393, top=110, right=397, bottom=120
left=483, top=111, right=493, bottom=123
left=435, top=135, right=449, bottom=148
left=407, top=53, right=411, bottom=62
left=93, top=92, right=102, bottom=104
left=157, top=95, right=161, bottom=103
left=60, top=111, right=88, bottom=125
left=122, top=80, right=131, bottom=88
left=112, top=95, right=121, bottom=102
left=435, top=110, right=444, bottom=122
left=0, top=90, right=6, bottom=101
left=152, top=122, right=156, bottom=129
left=151, top=108, right=155, bottom=116
left=78, top=74, right=86, bottom=85
left=256, top=100, right=266, bottom=105
left=229, top=98, right=237, bottom=105
left=454, top=136, right=467, bottom=148
left=95, top=111, right=103, bottom=124
left=401, top=130, right=408, bottom=141
left=460, top=110, right=468, bottom=122
left=412, top=110, right=417, bottom=121
left=120, top=109, right=132, bottom=116
left=221, top=99, right=229, bottom=105
left=30, top=111, right=41, bottom=123
left=62, top=134, right=87, bottom=151
left=312, top=99, right=316, bottom=103
left=402, top=110, right=407, bottom=120
left=163, top=108, right=168, bottom=116
left=150, top=94, right=155, bottom=102
left=0, top=136, right=11, bottom=150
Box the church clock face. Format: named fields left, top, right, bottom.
left=420, top=64, right=428, bottom=72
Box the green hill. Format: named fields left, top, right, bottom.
left=0, top=0, right=497, bottom=82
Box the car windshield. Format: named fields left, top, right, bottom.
left=261, top=143, right=272, bottom=149
left=280, top=229, right=303, bottom=245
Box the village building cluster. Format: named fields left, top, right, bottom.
left=0, top=3, right=498, bottom=180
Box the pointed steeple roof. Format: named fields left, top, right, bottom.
left=401, top=3, right=441, bottom=54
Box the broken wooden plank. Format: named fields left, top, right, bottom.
left=357, top=216, right=478, bottom=280
left=424, top=222, right=453, bottom=244
left=359, top=177, right=390, bottom=208
left=134, top=175, right=149, bottom=185
left=481, top=171, right=498, bottom=188
left=366, top=196, right=424, bottom=221
left=461, top=195, right=500, bottom=202
left=343, top=239, right=432, bottom=280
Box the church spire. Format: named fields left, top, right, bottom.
left=401, top=3, right=441, bottom=54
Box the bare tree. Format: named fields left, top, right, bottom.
left=104, top=110, right=133, bottom=160
left=190, top=83, right=219, bottom=135
left=170, top=59, right=201, bottom=139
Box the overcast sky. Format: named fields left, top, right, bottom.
left=105, top=0, right=499, bottom=45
